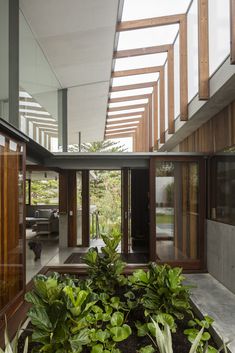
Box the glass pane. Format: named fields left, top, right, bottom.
left=19, top=11, right=61, bottom=151
left=30, top=173, right=58, bottom=205
left=118, top=25, right=179, bottom=51
left=122, top=0, right=191, bottom=21
left=155, top=161, right=199, bottom=261
left=209, top=0, right=230, bottom=75
left=77, top=172, right=83, bottom=246
left=0, top=0, right=9, bottom=121
left=110, top=87, right=153, bottom=98
left=89, top=170, right=121, bottom=250
left=112, top=73, right=159, bottom=87
left=212, top=158, right=235, bottom=226
left=0, top=135, right=24, bottom=311
left=109, top=99, right=148, bottom=108
left=115, top=53, right=167, bottom=71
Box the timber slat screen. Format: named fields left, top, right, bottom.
left=0, top=131, right=25, bottom=314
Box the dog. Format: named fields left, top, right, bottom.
left=28, top=241, right=42, bottom=261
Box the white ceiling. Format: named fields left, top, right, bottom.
left=19, top=0, right=120, bottom=143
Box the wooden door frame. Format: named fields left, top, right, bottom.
left=121, top=168, right=129, bottom=254
left=149, top=156, right=207, bottom=270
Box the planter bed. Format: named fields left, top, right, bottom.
left=13, top=234, right=221, bottom=353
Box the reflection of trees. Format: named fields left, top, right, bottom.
left=156, top=162, right=174, bottom=177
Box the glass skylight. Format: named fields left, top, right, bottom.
left=112, top=73, right=159, bottom=87
left=23, top=115, right=55, bottom=121
left=31, top=122, right=58, bottom=127
left=108, top=108, right=145, bottom=116
left=114, top=53, right=167, bottom=71
left=109, top=99, right=148, bottom=108
left=117, top=25, right=179, bottom=51
left=106, top=126, right=138, bottom=132
left=110, top=87, right=153, bottom=98
left=107, top=115, right=143, bottom=122
left=106, top=131, right=135, bottom=136
left=19, top=101, right=41, bottom=108
left=19, top=91, right=32, bottom=98
left=106, top=121, right=140, bottom=127
left=19, top=109, right=50, bottom=116
left=121, top=0, right=191, bottom=21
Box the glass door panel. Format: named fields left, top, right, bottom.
left=155, top=161, right=199, bottom=261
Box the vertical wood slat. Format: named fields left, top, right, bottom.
left=82, top=170, right=90, bottom=247
left=121, top=168, right=129, bottom=254
left=230, top=0, right=235, bottom=64
left=148, top=95, right=153, bottom=151
left=198, top=0, right=209, bottom=100
left=159, top=68, right=165, bottom=144
left=168, top=46, right=175, bottom=133
left=179, top=15, right=188, bottom=121
left=68, top=171, right=77, bottom=247
left=153, top=84, right=159, bottom=148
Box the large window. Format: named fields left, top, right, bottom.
left=26, top=171, right=59, bottom=205
left=211, top=156, right=235, bottom=226
left=19, top=11, right=61, bottom=151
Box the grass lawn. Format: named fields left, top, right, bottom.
left=156, top=213, right=174, bottom=224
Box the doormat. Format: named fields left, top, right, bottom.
left=64, top=252, right=149, bottom=264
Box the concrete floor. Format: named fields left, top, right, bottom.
left=186, top=274, right=235, bottom=353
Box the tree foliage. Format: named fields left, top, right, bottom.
left=68, top=140, right=127, bottom=153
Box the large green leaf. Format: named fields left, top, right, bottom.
left=110, top=324, right=132, bottom=342
left=110, top=312, right=124, bottom=327
left=28, top=307, right=53, bottom=332
left=69, top=328, right=90, bottom=351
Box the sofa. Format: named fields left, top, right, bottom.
left=32, top=209, right=59, bottom=236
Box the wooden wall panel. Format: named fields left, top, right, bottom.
left=0, top=133, right=25, bottom=315
left=179, top=100, right=235, bottom=152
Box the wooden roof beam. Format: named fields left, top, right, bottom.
left=112, top=66, right=162, bottom=78
left=114, top=44, right=172, bottom=59
left=116, top=14, right=184, bottom=32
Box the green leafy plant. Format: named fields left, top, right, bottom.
left=130, top=263, right=192, bottom=321
left=138, top=317, right=221, bottom=353
left=184, top=316, right=217, bottom=353
left=82, top=232, right=127, bottom=294
left=25, top=273, right=132, bottom=353
left=0, top=321, right=28, bottom=353
left=25, top=273, right=95, bottom=352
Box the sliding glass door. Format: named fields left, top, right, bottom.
left=150, top=157, right=206, bottom=270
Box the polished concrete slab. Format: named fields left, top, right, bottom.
left=185, top=273, right=235, bottom=353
